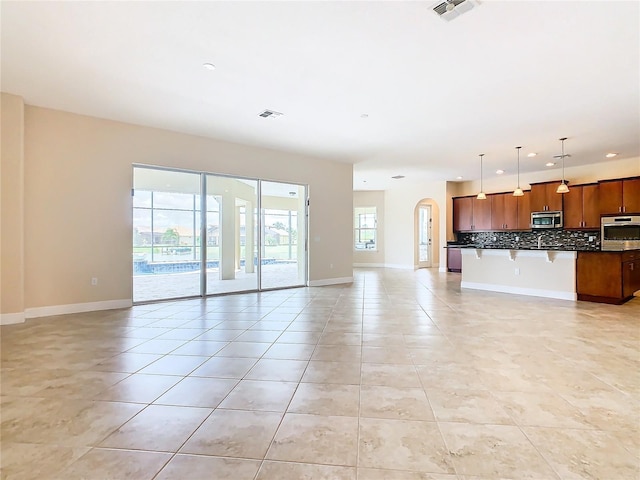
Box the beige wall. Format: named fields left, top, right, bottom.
left=445, top=181, right=465, bottom=243
left=353, top=190, right=385, bottom=266
left=382, top=182, right=447, bottom=269
left=14, top=102, right=353, bottom=314
left=1, top=93, right=25, bottom=322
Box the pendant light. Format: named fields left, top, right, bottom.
left=513, top=146, right=524, bottom=197
left=556, top=137, right=570, bottom=194
left=476, top=153, right=486, bottom=200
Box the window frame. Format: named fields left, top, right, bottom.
left=354, top=206, right=378, bottom=252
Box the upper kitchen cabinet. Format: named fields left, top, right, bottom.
left=564, top=183, right=600, bottom=229
left=516, top=190, right=532, bottom=230
left=599, top=177, right=640, bottom=215
left=453, top=196, right=473, bottom=231
left=530, top=181, right=564, bottom=212
left=473, top=196, right=492, bottom=230
left=491, top=192, right=518, bottom=230
left=453, top=196, right=491, bottom=232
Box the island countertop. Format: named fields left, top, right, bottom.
left=445, top=243, right=600, bottom=252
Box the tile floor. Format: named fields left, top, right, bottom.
left=1, top=268, right=639, bottom=480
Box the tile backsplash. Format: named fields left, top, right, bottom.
left=456, top=230, right=600, bottom=251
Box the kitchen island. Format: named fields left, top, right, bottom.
left=460, top=247, right=578, bottom=301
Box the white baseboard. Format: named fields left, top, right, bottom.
left=308, top=277, right=354, bottom=287
left=24, top=299, right=133, bottom=319
left=439, top=266, right=448, bottom=273
left=0, top=312, right=26, bottom=325
left=383, top=264, right=415, bottom=270
left=461, top=281, right=577, bottom=301
left=354, top=264, right=442, bottom=271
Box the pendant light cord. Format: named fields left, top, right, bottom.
left=561, top=137, right=566, bottom=184
left=516, top=146, right=521, bottom=188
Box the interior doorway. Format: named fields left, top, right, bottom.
left=416, top=202, right=432, bottom=268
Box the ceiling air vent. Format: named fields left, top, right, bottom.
left=258, top=109, right=283, bottom=119
left=432, top=0, right=479, bottom=21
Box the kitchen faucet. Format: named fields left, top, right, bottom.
left=537, top=234, right=543, bottom=249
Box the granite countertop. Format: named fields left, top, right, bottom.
left=445, top=243, right=598, bottom=252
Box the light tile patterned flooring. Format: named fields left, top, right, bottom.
left=1, top=268, right=639, bottom=479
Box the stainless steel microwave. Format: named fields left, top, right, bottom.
left=601, top=215, right=640, bottom=251
left=531, top=211, right=563, bottom=229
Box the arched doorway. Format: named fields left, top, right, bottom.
left=414, top=199, right=439, bottom=269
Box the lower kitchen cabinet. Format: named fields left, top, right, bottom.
left=447, top=248, right=462, bottom=273
left=577, top=250, right=640, bottom=304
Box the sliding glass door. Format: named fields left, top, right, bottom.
left=206, top=176, right=259, bottom=294
left=133, top=168, right=202, bottom=302
left=260, top=181, right=307, bottom=290
left=133, top=167, right=307, bottom=302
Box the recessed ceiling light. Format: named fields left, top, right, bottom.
left=202, top=63, right=216, bottom=71
left=527, top=152, right=537, bottom=157
left=391, top=175, right=405, bottom=179
left=606, top=153, right=618, bottom=158
left=496, top=169, right=505, bottom=175
left=360, top=114, right=369, bottom=118
left=456, top=176, right=463, bottom=180
left=546, top=162, right=556, bottom=167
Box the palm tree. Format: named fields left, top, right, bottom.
left=162, top=228, right=179, bottom=245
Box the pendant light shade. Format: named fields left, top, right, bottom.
left=513, top=146, right=524, bottom=197
left=556, top=137, right=570, bottom=194
left=476, top=153, right=486, bottom=200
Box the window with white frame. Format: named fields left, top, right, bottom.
left=354, top=207, right=377, bottom=250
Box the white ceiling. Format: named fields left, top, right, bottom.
left=2, top=1, right=638, bottom=190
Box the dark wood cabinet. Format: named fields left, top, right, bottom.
left=454, top=191, right=530, bottom=232
left=582, top=183, right=601, bottom=228
left=516, top=191, right=531, bottom=230
left=599, top=178, right=640, bottom=215
left=453, top=196, right=491, bottom=232
left=563, top=184, right=599, bottom=229
left=626, top=178, right=640, bottom=213
left=447, top=248, right=462, bottom=273
left=623, top=256, right=640, bottom=299
left=452, top=176, right=635, bottom=234
left=473, top=196, right=492, bottom=230
left=453, top=196, right=473, bottom=232
left=491, top=193, right=518, bottom=230
left=530, top=181, right=564, bottom=212
left=577, top=250, right=640, bottom=304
